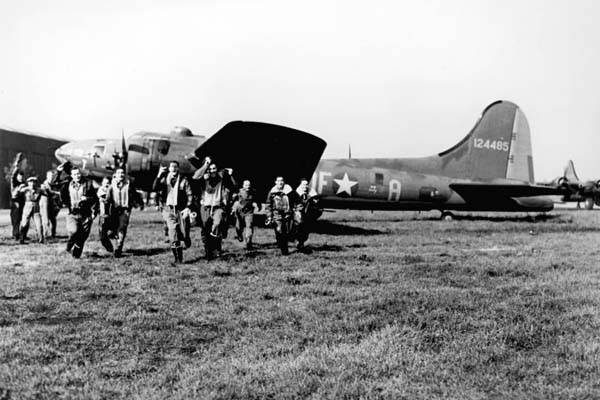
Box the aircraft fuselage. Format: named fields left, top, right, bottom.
left=53, top=101, right=557, bottom=214
left=311, top=159, right=553, bottom=212
left=55, top=130, right=206, bottom=191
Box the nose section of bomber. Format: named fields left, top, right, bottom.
left=54, top=142, right=72, bottom=163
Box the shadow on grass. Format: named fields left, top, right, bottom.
left=87, top=252, right=113, bottom=259
left=311, top=220, right=384, bottom=236
left=240, top=242, right=279, bottom=250
left=303, top=244, right=345, bottom=253
left=186, top=249, right=269, bottom=264
left=85, top=247, right=169, bottom=259
left=129, top=247, right=170, bottom=257
left=422, top=213, right=561, bottom=222
left=21, top=314, right=91, bottom=326
left=0, top=240, right=21, bottom=247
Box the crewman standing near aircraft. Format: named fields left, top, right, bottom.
left=231, top=179, right=258, bottom=250
left=293, top=178, right=318, bottom=251
left=98, top=168, right=142, bottom=257
left=153, top=161, right=193, bottom=263
left=39, top=170, right=61, bottom=239
left=265, top=176, right=295, bottom=255
left=9, top=153, right=26, bottom=240
left=97, top=177, right=114, bottom=254
left=53, top=165, right=98, bottom=258
left=192, top=157, right=236, bottom=259
left=18, top=177, right=47, bottom=244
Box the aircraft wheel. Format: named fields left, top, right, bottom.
left=585, top=197, right=594, bottom=210
left=440, top=211, right=454, bottom=221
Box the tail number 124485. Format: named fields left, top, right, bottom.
left=474, top=138, right=509, bottom=152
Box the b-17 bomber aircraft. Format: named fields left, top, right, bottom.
left=54, top=100, right=559, bottom=219
left=308, top=100, right=559, bottom=218
left=54, top=123, right=327, bottom=201
left=542, top=160, right=600, bottom=210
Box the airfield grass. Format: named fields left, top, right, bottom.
left=0, top=209, right=599, bottom=399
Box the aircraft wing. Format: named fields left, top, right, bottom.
left=191, top=121, right=327, bottom=200
left=449, top=182, right=562, bottom=200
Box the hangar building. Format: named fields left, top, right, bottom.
left=1, top=127, right=67, bottom=209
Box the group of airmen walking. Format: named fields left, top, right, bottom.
left=8, top=153, right=319, bottom=263
left=152, top=156, right=319, bottom=262
left=9, top=153, right=61, bottom=244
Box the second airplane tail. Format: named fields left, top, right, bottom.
left=438, top=100, right=535, bottom=183
left=564, top=160, right=580, bottom=182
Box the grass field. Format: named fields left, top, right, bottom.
left=1, top=209, right=599, bottom=399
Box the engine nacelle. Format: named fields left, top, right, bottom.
left=557, top=176, right=567, bottom=187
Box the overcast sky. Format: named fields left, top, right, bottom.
left=1, top=0, right=598, bottom=180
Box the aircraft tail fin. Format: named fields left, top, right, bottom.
left=438, top=101, right=535, bottom=183
left=564, top=160, right=579, bottom=181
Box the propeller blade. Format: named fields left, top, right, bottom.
left=121, top=129, right=128, bottom=171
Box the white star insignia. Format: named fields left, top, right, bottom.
left=334, top=172, right=358, bottom=196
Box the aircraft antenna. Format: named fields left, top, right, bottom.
left=348, top=144, right=352, bottom=159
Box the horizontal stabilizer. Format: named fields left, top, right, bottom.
left=193, top=121, right=327, bottom=200
left=450, top=182, right=561, bottom=200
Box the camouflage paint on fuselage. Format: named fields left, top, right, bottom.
left=55, top=129, right=206, bottom=191
left=54, top=101, right=556, bottom=214
left=310, top=101, right=554, bottom=212
left=54, top=122, right=327, bottom=201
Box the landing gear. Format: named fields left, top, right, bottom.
left=585, top=197, right=594, bottom=210
left=440, top=211, right=454, bottom=221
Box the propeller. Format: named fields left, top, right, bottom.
left=121, top=128, right=128, bottom=172
left=110, top=129, right=128, bottom=172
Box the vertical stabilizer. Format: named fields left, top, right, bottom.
left=438, top=101, right=534, bottom=182
left=564, top=160, right=579, bottom=181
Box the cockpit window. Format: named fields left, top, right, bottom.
left=92, top=144, right=105, bottom=156
left=156, top=140, right=170, bottom=156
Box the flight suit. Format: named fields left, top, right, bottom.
left=293, top=186, right=318, bottom=250
left=232, top=188, right=256, bottom=249
left=97, top=184, right=116, bottom=253
left=10, top=167, right=25, bottom=240
left=39, top=178, right=61, bottom=239
left=19, top=186, right=47, bottom=244
left=153, top=173, right=193, bottom=262
left=99, top=180, right=141, bottom=256
left=192, top=165, right=235, bottom=258
left=54, top=172, right=98, bottom=258
left=265, top=184, right=295, bottom=255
